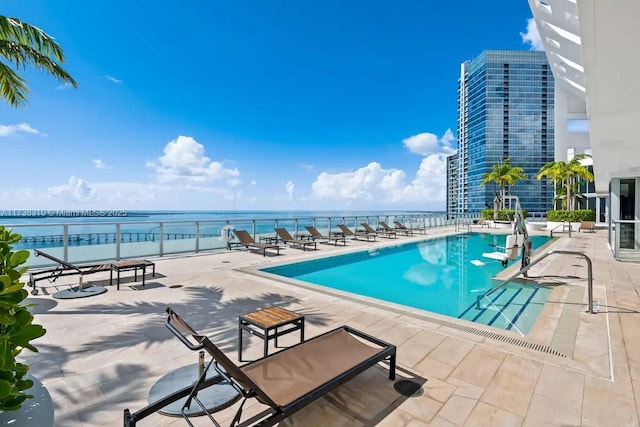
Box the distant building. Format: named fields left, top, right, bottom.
left=446, top=154, right=458, bottom=217
left=451, top=50, right=555, bottom=215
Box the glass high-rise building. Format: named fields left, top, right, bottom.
left=446, top=154, right=458, bottom=216
left=451, top=50, right=554, bottom=215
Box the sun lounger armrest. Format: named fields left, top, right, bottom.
left=343, top=326, right=395, bottom=349
left=165, top=313, right=205, bottom=351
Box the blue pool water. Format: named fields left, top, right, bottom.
left=262, top=233, right=553, bottom=334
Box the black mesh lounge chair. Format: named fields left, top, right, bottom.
left=123, top=308, right=396, bottom=427
left=304, top=226, right=346, bottom=246
left=233, top=230, right=280, bottom=257
left=379, top=221, right=412, bottom=236
left=394, top=220, right=427, bottom=235
left=361, top=223, right=397, bottom=239
left=337, top=224, right=377, bottom=241
left=28, top=249, right=112, bottom=295
left=274, top=228, right=317, bottom=251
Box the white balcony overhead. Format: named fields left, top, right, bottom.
left=578, top=0, right=640, bottom=191
left=528, top=0, right=585, bottom=100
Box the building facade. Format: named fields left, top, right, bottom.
left=529, top=0, right=639, bottom=259
left=452, top=50, right=555, bottom=216
left=446, top=154, right=458, bottom=217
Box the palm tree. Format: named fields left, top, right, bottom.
left=0, top=16, right=76, bottom=107
left=481, top=158, right=527, bottom=210
left=537, top=154, right=594, bottom=211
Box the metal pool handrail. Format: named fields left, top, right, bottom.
left=476, top=250, right=595, bottom=314
left=550, top=221, right=572, bottom=238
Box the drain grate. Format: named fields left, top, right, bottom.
left=437, top=319, right=566, bottom=357
left=393, top=380, right=423, bottom=397
left=169, top=285, right=183, bottom=289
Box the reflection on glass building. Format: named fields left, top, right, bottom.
left=451, top=50, right=555, bottom=215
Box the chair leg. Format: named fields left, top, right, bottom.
left=388, top=353, right=396, bottom=380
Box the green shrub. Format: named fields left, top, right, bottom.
left=0, top=226, right=46, bottom=411
left=480, top=209, right=528, bottom=221
left=546, top=209, right=595, bottom=222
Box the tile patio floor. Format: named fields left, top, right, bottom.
left=22, top=226, right=640, bottom=426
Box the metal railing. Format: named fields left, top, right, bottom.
left=5, top=212, right=480, bottom=267
left=476, top=250, right=595, bottom=314
left=550, top=221, right=572, bottom=238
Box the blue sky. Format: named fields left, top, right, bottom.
left=1, top=1, right=542, bottom=211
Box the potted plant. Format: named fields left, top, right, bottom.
left=0, top=226, right=49, bottom=422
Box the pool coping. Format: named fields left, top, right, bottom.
left=236, top=231, right=587, bottom=363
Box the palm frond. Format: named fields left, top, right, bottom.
left=0, top=60, right=28, bottom=107
left=0, top=16, right=65, bottom=61
left=0, top=40, right=76, bottom=86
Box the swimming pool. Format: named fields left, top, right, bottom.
left=262, top=233, right=553, bottom=334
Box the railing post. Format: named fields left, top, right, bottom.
left=195, top=221, right=200, bottom=253
left=63, top=225, right=69, bottom=262
left=159, top=222, right=164, bottom=257
left=116, top=223, right=121, bottom=260
left=586, top=255, right=594, bottom=314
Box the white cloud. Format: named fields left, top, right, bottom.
left=396, top=154, right=448, bottom=202
left=402, top=133, right=439, bottom=156
left=285, top=181, right=295, bottom=200
left=312, top=162, right=394, bottom=201
left=440, top=128, right=457, bottom=155
left=48, top=176, right=95, bottom=202
left=100, top=75, right=123, bottom=84
left=93, top=159, right=111, bottom=169
left=310, top=153, right=449, bottom=206
left=0, top=123, right=46, bottom=137
left=147, top=135, right=240, bottom=185
left=250, top=180, right=257, bottom=186
left=403, top=129, right=457, bottom=156
left=298, top=163, right=314, bottom=171
left=521, top=18, right=544, bottom=51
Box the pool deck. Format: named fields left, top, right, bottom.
left=23, top=226, right=640, bottom=426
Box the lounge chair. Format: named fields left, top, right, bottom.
left=579, top=221, right=596, bottom=233
left=304, top=226, right=347, bottom=246
left=123, top=308, right=396, bottom=427
left=337, top=224, right=377, bottom=241
left=469, top=218, right=491, bottom=229
left=274, top=228, right=317, bottom=251
left=379, top=221, right=412, bottom=236
left=394, top=220, right=427, bottom=235
left=233, top=230, right=280, bottom=257
left=361, top=223, right=397, bottom=239
left=28, top=249, right=112, bottom=295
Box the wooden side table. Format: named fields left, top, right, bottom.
left=110, top=260, right=156, bottom=290
left=238, top=307, right=305, bottom=361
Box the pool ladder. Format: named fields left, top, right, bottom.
left=476, top=250, right=595, bottom=314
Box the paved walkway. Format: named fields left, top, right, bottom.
left=23, top=226, right=640, bottom=426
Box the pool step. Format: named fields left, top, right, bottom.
left=458, top=285, right=542, bottom=332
